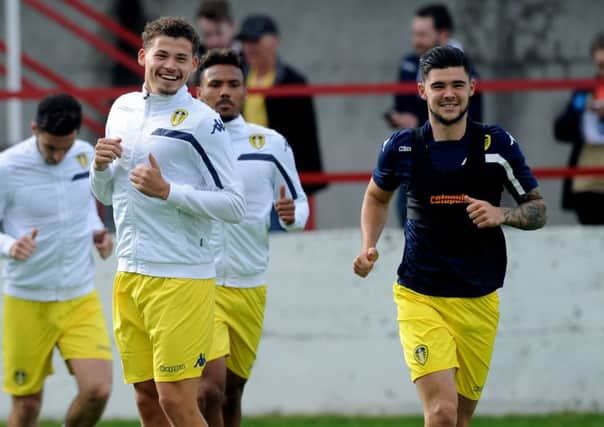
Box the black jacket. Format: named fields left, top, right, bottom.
left=553, top=90, right=590, bottom=209
left=263, top=62, right=326, bottom=196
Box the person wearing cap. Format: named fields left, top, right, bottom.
left=238, top=13, right=326, bottom=228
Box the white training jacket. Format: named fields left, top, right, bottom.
left=0, top=137, right=105, bottom=301
left=91, top=85, right=245, bottom=279
left=210, top=115, right=308, bottom=288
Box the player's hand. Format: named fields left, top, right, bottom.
left=94, top=137, right=122, bottom=171
left=275, top=185, right=295, bottom=225
left=93, top=229, right=113, bottom=260
left=9, top=228, right=38, bottom=261
left=465, top=195, right=504, bottom=228
left=130, top=153, right=170, bottom=200
left=353, top=247, right=379, bottom=278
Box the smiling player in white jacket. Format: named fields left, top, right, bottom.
left=90, top=18, right=245, bottom=427
left=195, top=48, right=308, bottom=427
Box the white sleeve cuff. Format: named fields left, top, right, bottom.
left=0, top=234, right=16, bottom=257
left=279, top=216, right=305, bottom=232
left=166, top=182, right=190, bottom=208
left=91, top=166, right=113, bottom=181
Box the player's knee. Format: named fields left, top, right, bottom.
left=80, top=381, right=111, bottom=407
left=425, top=399, right=457, bottom=427
left=158, top=392, right=184, bottom=416
left=13, top=394, right=43, bottom=418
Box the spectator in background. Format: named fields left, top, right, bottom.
left=385, top=4, right=483, bottom=227
left=238, top=14, right=326, bottom=229
left=0, top=94, right=113, bottom=427
left=192, top=0, right=243, bottom=87
left=554, top=32, right=604, bottom=224
left=195, top=0, right=239, bottom=57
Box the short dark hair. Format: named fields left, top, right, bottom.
left=590, top=32, right=604, bottom=56
left=236, top=14, right=279, bottom=41
left=416, top=4, right=454, bottom=32
left=419, top=46, right=471, bottom=81
left=195, top=48, right=244, bottom=85
left=35, top=94, right=82, bottom=136
left=142, top=16, right=200, bottom=55
left=195, top=0, right=233, bottom=23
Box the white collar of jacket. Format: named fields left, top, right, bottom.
left=141, top=84, right=189, bottom=105
left=224, top=115, right=246, bottom=135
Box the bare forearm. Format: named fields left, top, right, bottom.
left=502, top=194, right=547, bottom=230
left=361, top=195, right=389, bottom=249
left=359, top=179, right=395, bottom=249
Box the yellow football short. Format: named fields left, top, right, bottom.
left=393, top=283, right=499, bottom=400
left=112, top=272, right=215, bottom=384
left=2, top=290, right=112, bottom=396
left=207, top=285, right=267, bottom=379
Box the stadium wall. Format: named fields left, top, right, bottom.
left=0, top=226, right=602, bottom=418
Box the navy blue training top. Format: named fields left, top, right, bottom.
left=373, top=120, right=538, bottom=297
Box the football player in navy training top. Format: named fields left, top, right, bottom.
left=353, top=46, right=546, bottom=427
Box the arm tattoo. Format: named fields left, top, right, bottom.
left=502, top=188, right=547, bottom=230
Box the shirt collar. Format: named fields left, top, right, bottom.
left=141, top=84, right=189, bottom=104
left=224, top=115, right=246, bottom=131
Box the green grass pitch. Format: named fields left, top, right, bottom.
left=4, top=413, right=603, bottom=427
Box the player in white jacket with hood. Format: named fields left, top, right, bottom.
left=90, top=17, right=245, bottom=427
left=195, top=48, right=308, bottom=427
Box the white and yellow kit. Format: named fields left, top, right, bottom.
left=208, top=115, right=308, bottom=378
left=0, top=138, right=111, bottom=395
left=90, top=85, right=246, bottom=383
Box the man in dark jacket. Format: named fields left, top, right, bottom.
left=237, top=14, right=326, bottom=202
left=554, top=32, right=604, bottom=224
